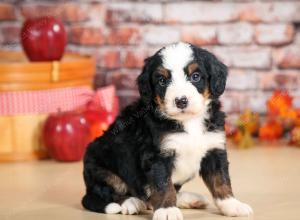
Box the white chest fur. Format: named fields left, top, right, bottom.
left=161, top=117, right=226, bottom=185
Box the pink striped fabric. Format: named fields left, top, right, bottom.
left=0, top=85, right=117, bottom=116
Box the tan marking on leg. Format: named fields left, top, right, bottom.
left=104, top=171, right=128, bottom=195
left=149, top=180, right=177, bottom=210
left=207, top=173, right=233, bottom=199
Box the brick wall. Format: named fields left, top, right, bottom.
left=0, top=0, right=300, bottom=113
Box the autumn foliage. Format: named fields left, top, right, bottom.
left=258, top=119, right=283, bottom=141
left=227, top=90, right=300, bottom=147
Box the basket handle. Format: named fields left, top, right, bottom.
left=51, top=61, right=60, bottom=82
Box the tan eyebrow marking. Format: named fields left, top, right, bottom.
left=187, top=63, right=199, bottom=76
left=156, top=66, right=169, bottom=78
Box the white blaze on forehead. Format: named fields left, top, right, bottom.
left=160, top=42, right=193, bottom=72
left=159, top=42, right=204, bottom=121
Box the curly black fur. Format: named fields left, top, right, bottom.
left=82, top=43, right=231, bottom=213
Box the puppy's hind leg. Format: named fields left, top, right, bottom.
left=120, top=197, right=147, bottom=215
left=82, top=189, right=147, bottom=215
left=82, top=187, right=122, bottom=214
left=82, top=156, right=128, bottom=214
left=176, top=191, right=209, bottom=209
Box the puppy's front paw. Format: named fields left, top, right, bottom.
left=153, top=207, right=183, bottom=220
left=121, top=197, right=146, bottom=215
left=215, top=197, right=253, bottom=217
left=105, top=203, right=122, bottom=214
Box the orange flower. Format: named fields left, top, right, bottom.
left=90, top=122, right=108, bottom=140
left=237, top=110, right=260, bottom=135
left=259, top=119, right=283, bottom=141
left=295, top=109, right=300, bottom=127
left=232, top=130, right=242, bottom=144
left=267, top=90, right=293, bottom=118
left=290, top=126, right=300, bottom=147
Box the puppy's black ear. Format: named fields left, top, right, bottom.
left=192, top=46, right=227, bottom=98
left=137, top=56, right=154, bottom=104
left=205, top=52, right=228, bottom=98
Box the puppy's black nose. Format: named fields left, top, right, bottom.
left=175, top=96, right=188, bottom=109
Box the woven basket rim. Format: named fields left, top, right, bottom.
left=0, top=51, right=96, bottom=91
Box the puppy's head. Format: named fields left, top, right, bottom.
left=137, top=42, right=227, bottom=121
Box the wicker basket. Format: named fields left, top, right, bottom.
left=0, top=51, right=96, bottom=162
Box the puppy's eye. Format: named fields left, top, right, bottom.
left=158, top=77, right=167, bottom=86
left=191, top=72, right=201, bottom=82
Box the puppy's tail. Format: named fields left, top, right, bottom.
left=82, top=191, right=111, bottom=213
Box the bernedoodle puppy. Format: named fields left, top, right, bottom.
left=81, top=42, right=253, bottom=220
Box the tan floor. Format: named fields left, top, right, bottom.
left=0, top=147, right=300, bottom=220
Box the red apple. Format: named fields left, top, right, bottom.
left=21, top=16, right=67, bottom=61
left=43, top=111, right=91, bottom=162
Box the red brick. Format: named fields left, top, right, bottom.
left=255, top=24, right=295, bottom=46
left=69, top=26, right=104, bottom=45
left=226, top=69, right=258, bottom=90
left=214, top=47, right=271, bottom=69
left=246, top=92, right=270, bottom=113
left=239, top=2, right=300, bottom=23
left=273, top=47, right=300, bottom=69
left=217, top=23, right=253, bottom=45
left=106, top=3, right=162, bottom=24
left=21, top=4, right=59, bottom=19
left=0, top=25, right=20, bottom=44
left=221, top=91, right=246, bottom=113
left=86, top=3, right=106, bottom=25
left=0, top=3, right=16, bottom=20
left=62, top=3, right=89, bottom=22
left=238, top=3, right=266, bottom=23
left=295, top=31, right=300, bottom=44
left=107, top=27, right=140, bottom=45
left=181, top=25, right=217, bottom=46
left=292, top=92, right=300, bottom=109
left=222, top=91, right=269, bottom=113
left=258, top=71, right=300, bottom=90
left=123, top=50, right=148, bottom=69
left=21, top=3, right=88, bottom=22
left=143, top=26, right=180, bottom=45
left=165, top=2, right=239, bottom=23
left=98, top=50, right=121, bottom=70
left=106, top=71, right=139, bottom=91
